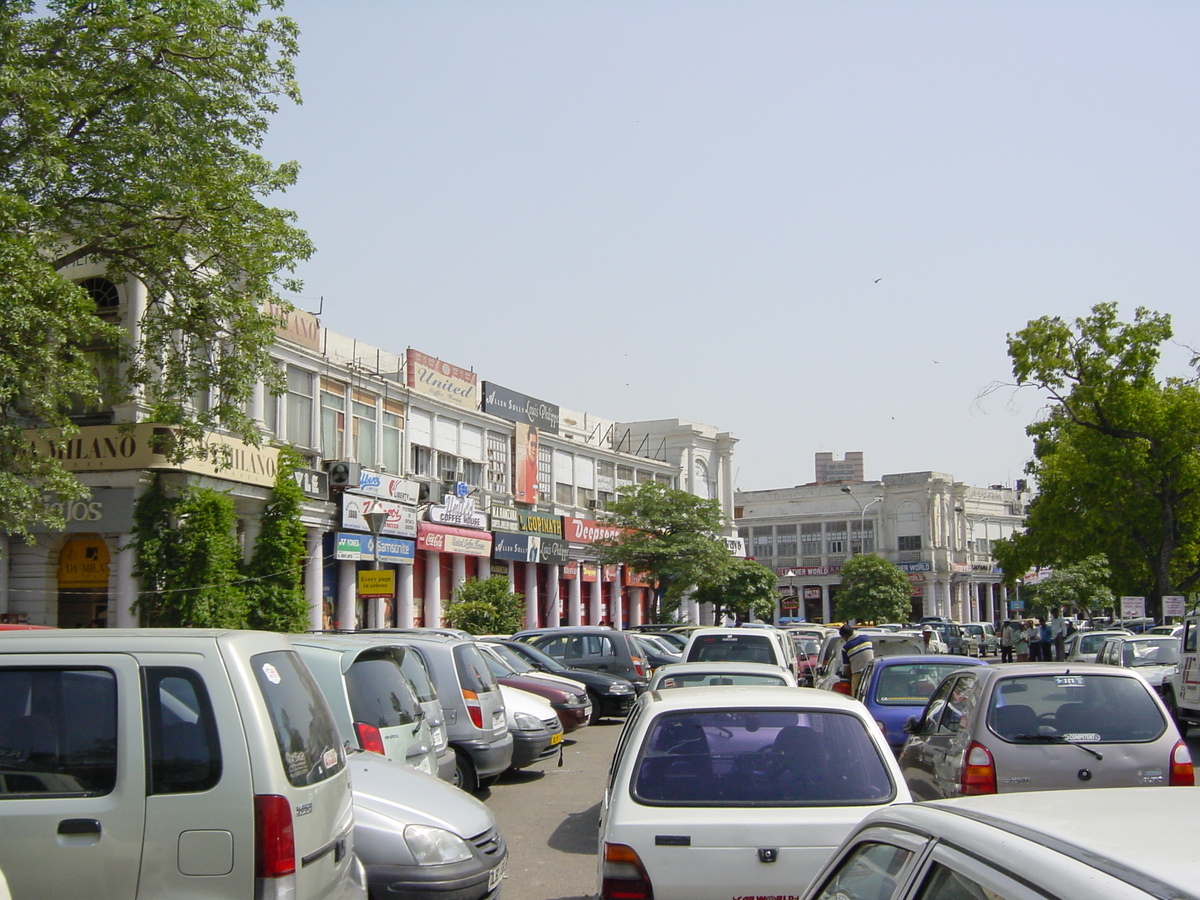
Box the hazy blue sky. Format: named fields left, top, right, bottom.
left=262, top=1, right=1199, bottom=493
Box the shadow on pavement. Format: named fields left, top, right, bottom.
left=548, top=799, right=601, bottom=855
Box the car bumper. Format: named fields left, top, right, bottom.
left=435, top=745, right=457, bottom=782
left=454, top=733, right=514, bottom=780
left=365, top=844, right=508, bottom=900
left=598, top=693, right=635, bottom=717
left=509, top=729, right=562, bottom=769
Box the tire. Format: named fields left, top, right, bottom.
left=453, top=748, right=479, bottom=793
left=587, top=690, right=604, bottom=726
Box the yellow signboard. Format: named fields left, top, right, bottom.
left=357, top=569, right=396, bottom=599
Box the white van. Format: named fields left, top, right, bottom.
left=682, top=627, right=800, bottom=680
left=0, top=629, right=366, bottom=900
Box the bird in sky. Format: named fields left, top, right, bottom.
left=874, top=278, right=882, bottom=283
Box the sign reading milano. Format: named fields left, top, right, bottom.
left=481, top=382, right=560, bottom=434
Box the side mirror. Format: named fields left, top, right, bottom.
left=903, top=715, right=921, bottom=735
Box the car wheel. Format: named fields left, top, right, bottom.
left=453, top=748, right=479, bottom=793
left=587, top=690, right=604, bottom=725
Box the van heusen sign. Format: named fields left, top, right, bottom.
left=27, top=424, right=280, bottom=488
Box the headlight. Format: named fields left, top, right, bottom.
left=513, top=711, right=543, bottom=731
left=403, top=825, right=473, bottom=865
left=607, top=683, right=634, bottom=695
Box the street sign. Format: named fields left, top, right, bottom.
left=1163, top=595, right=1186, bottom=618
left=357, top=569, right=395, bottom=599
left=1120, top=596, right=1146, bottom=619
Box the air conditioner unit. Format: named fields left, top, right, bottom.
left=323, top=460, right=361, bottom=488
left=585, top=499, right=601, bottom=510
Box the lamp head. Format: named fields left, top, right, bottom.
left=840, top=486, right=852, bottom=494
left=363, top=510, right=389, bottom=535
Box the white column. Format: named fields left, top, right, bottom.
left=821, top=586, right=832, bottom=624
left=524, top=563, right=539, bottom=629
left=546, top=564, right=561, bottom=626
left=451, top=554, right=467, bottom=596
left=241, top=517, right=262, bottom=566
left=610, top=576, right=623, bottom=630
left=424, top=552, right=442, bottom=627
left=628, top=587, right=643, bottom=627
left=567, top=576, right=582, bottom=626
left=396, top=564, right=414, bottom=628
left=337, top=560, right=357, bottom=630
left=589, top=579, right=603, bottom=626
left=306, top=531, right=323, bottom=631
left=114, top=537, right=139, bottom=628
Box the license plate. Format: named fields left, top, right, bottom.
left=550, top=731, right=563, bottom=745
left=487, top=857, right=507, bottom=891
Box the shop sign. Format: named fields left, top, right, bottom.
left=950, top=562, right=971, bottom=573
left=581, top=563, right=599, bottom=582
left=602, top=565, right=619, bottom=582
left=481, top=382, right=560, bottom=434
left=596, top=474, right=615, bottom=494
left=514, top=422, right=538, bottom=504
left=291, top=467, right=328, bottom=499
left=563, top=561, right=579, bottom=579
left=28, top=487, right=136, bottom=534
left=721, top=536, right=746, bottom=557
left=264, top=300, right=321, bottom=351
left=1121, top=596, right=1146, bottom=619
left=563, top=517, right=623, bottom=544
left=57, top=537, right=110, bottom=588
left=494, top=534, right=539, bottom=562
left=781, top=566, right=831, bottom=577
left=357, top=569, right=396, bottom=599
left=335, top=533, right=415, bottom=564
left=406, top=348, right=478, bottom=411
left=518, top=511, right=562, bottom=537
left=624, top=568, right=650, bottom=587
left=342, top=495, right=418, bottom=537
left=803, top=586, right=823, bottom=601
left=418, top=523, right=492, bottom=557
left=428, top=495, right=488, bottom=530
left=540, top=538, right=570, bottom=566
left=1164, top=595, right=1186, bottom=618
left=489, top=503, right=520, bottom=532
left=897, top=561, right=932, bottom=573
left=356, top=468, right=419, bottom=504
left=780, top=594, right=800, bottom=610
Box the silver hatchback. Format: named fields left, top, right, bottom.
left=899, top=662, right=1194, bottom=798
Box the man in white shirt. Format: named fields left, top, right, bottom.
left=921, top=624, right=948, bottom=654
left=1049, top=607, right=1067, bottom=661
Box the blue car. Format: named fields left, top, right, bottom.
left=854, top=654, right=987, bottom=752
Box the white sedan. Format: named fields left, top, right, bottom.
left=648, top=661, right=799, bottom=691
left=598, top=685, right=909, bottom=900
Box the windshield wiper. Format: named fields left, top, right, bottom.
left=1013, top=733, right=1103, bottom=761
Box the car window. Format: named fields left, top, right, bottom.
left=0, top=667, right=117, bottom=797
left=631, top=708, right=895, bottom=806
left=1079, top=633, right=1112, bottom=655
left=812, top=840, right=914, bottom=900
left=1124, top=639, right=1180, bottom=667
left=454, top=643, right=499, bottom=693
left=396, top=649, right=438, bottom=703
left=583, top=635, right=615, bottom=657
left=536, top=635, right=572, bottom=660
left=933, top=675, right=979, bottom=735
left=687, top=634, right=777, bottom=666
left=252, top=650, right=345, bottom=787
left=919, top=676, right=959, bottom=734
left=1185, top=622, right=1198, bottom=654
left=146, top=667, right=221, bottom=795
left=916, top=863, right=1011, bottom=900
left=345, top=651, right=420, bottom=727
left=488, top=644, right=537, bottom=674
left=988, top=674, right=1166, bottom=742
left=874, top=664, right=973, bottom=706
left=656, top=672, right=789, bottom=688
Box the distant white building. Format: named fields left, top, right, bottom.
left=736, top=458, right=1028, bottom=625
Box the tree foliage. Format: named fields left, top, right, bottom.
left=597, top=480, right=734, bottom=622
left=691, top=557, right=779, bottom=624
left=1013, top=556, right=1114, bottom=620
left=244, top=449, right=310, bottom=632
left=0, top=0, right=311, bottom=533
left=834, top=554, right=913, bottom=624
left=445, top=577, right=525, bottom=635
left=997, top=303, right=1200, bottom=619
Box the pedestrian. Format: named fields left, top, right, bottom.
left=1015, top=621, right=1031, bottom=662
left=921, top=624, right=948, bottom=654
left=1049, top=607, right=1067, bottom=661
left=999, top=620, right=1015, bottom=663
left=839, top=624, right=875, bottom=696
left=1028, top=618, right=1045, bottom=662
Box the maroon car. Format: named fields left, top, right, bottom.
left=477, top=642, right=592, bottom=732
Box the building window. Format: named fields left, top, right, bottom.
left=826, top=521, right=848, bottom=556
left=352, top=399, right=377, bottom=468
left=850, top=521, right=875, bottom=555
left=412, top=444, right=434, bottom=477
left=285, top=365, right=314, bottom=448
left=463, top=460, right=484, bottom=488
left=486, top=433, right=509, bottom=494
left=381, top=407, right=402, bottom=474
left=537, top=445, right=553, bottom=498
left=616, top=465, right=634, bottom=487
left=800, top=523, right=822, bottom=564
left=556, top=482, right=574, bottom=505
left=320, top=385, right=345, bottom=459
left=898, top=535, right=922, bottom=552
left=752, top=527, right=774, bottom=559
left=776, top=524, right=797, bottom=558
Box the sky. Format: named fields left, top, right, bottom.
left=260, top=1, right=1200, bottom=494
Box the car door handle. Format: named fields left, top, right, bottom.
left=58, top=819, right=101, bottom=836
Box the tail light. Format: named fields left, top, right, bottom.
left=354, top=721, right=386, bottom=755
left=1170, top=740, right=1194, bottom=785
left=832, top=680, right=852, bottom=696
left=462, top=689, right=484, bottom=729
left=633, top=657, right=646, bottom=678
left=960, top=741, right=997, bottom=795
left=255, top=794, right=296, bottom=880
left=601, top=842, right=653, bottom=900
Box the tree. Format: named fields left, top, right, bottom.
left=597, top=480, right=735, bottom=622
left=0, top=0, right=311, bottom=535
left=244, top=450, right=310, bottom=633
left=1013, top=555, right=1114, bottom=621
left=445, top=577, right=525, bottom=635
left=997, top=303, right=1200, bottom=619
left=692, top=557, right=779, bottom=624
left=834, top=554, right=913, bottom=624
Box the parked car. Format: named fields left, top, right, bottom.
left=924, top=620, right=966, bottom=655
left=898, top=662, right=1193, bottom=799
left=358, top=631, right=513, bottom=793
left=647, top=660, right=798, bottom=690
left=790, top=634, right=822, bottom=686
left=486, top=639, right=637, bottom=723
left=291, top=635, right=439, bottom=775
left=960, top=622, right=999, bottom=657
left=853, top=654, right=987, bottom=752
left=681, top=627, right=799, bottom=679
left=1095, top=633, right=1181, bottom=697
left=1063, top=627, right=1134, bottom=662
left=475, top=641, right=592, bottom=732
left=1148, top=623, right=1184, bottom=637
left=515, top=626, right=650, bottom=692
left=801, top=787, right=1200, bottom=900
left=0, top=629, right=366, bottom=900
left=499, top=684, right=564, bottom=771
left=598, top=685, right=909, bottom=900
left=812, top=632, right=926, bottom=693
left=630, top=633, right=683, bottom=671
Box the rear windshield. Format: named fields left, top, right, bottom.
left=1122, top=639, right=1180, bottom=667
left=874, top=663, right=975, bottom=705
left=1078, top=633, right=1115, bottom=655
left=656, top=671, right=790, bottom=688
left=988, top=674, right=1166, bottom=743
left=396, top=649, right=438, bottom=703
left=687, top=634, right=777, bottom=666
left=345, top=650, right=420, bottom=727
left=632, top=708, right=894, bottom=806
left=253, top=650, right=345, bottom=787
left=454, top=644, right=499, bottom=694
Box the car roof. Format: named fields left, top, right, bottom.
left=875, top=788, right=1200, bottom=896
left=653, top=661, right=794, bottom=676
left=970, top=661, right=1146, bottom=681
left=645, top=684, right=864, bottom=712
left=870, top=654, right=983, bottom=667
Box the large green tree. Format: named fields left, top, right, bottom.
left=0, top=0, right=311, bottom=536
left=997, top=304, right=1200, bottom=619
left=834, top=553, right=913, bottom=624
left=1012, top=555, right=1115, bottom=621
left=691, top=557, right=779, bottom=624
left=597, top=480, right=735, bottom=622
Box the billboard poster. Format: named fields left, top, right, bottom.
left=514, top=422, right=539, bottom=504
left=405, top=348, right=478, bottom=411
left=481, top=382, right=560, bottom=434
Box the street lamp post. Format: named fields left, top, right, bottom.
left=363, top=510, right=389, bottom=628
left=840, top=487, right=883, bottom=553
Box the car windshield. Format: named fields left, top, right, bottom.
left=689, top=634, right=776, bottom=666
left=632, top=708, right=894, bottom=806
left=963, top=625, right=982, bottom=636
left=1079, top=633, right=1116, bottom=655
left=988, top=674, right=1166, bottom=743
left=506, top=642, right=568, bottom=673
left=793, top=638, right=820, bottom=656
left=1123, top=639, right=1180, bottom=667
left=487, top=643, right=538, bottom=674
left=873, top=663, right=974, bottom=705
